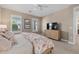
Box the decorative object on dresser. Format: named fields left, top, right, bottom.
left=45, top=22, right=61, bottom=40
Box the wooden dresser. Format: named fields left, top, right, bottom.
left=45, top=30, right=61, bottom=40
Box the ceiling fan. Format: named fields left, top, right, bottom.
left=28, top=4, right=48, bottom=13
left=33, top=4, right=48, bottom=10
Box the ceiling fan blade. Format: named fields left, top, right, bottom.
left=38, top=4, right=48, bottom=8
left=33, top=4, right=48, bottom=11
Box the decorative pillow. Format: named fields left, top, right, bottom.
left=0, top=35, right=12, bottom=51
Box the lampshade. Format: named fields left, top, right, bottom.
left=0, top=25, right=7, bottom=32
left=0, top=25, right=7, bottom=29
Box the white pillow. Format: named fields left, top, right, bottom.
left=0, top=35, right=11, bottom=51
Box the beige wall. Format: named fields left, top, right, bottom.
left=0, top=7, right=42, bottom=33
left=0, top=8, right=1, bottom=22
left=42, top=6, right=73, bottom=40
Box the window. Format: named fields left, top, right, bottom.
left=10, top=15, right=22, bottom=33
left=32, top=18, right=38, bottom=32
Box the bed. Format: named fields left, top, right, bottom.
left=0, top=31, right=54, bottom=54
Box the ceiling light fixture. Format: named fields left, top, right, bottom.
left=33, top=4, right=48, bottom=10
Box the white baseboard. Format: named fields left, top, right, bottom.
left=68, top=41, right=75, bottom=45
left=61, top=39, right=68, bottom=42
left=61, top=39, right=76, bottom=45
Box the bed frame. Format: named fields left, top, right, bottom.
left=32, top=42, right=54, bottom=54
left=42, top=47, right=54, bottom=54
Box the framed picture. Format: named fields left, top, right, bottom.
left=24, top=19, right=31, bottom=29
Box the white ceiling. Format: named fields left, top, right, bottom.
left=0, top=4, right=71, bottom=17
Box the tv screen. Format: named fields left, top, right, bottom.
left=47, top=23, right=49, bottom=29
left=47, top=23, right=52, bottom=30
left=47, top=22, right=59, bottom=30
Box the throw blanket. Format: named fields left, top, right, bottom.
left=22, top=32, right=54, bottom=54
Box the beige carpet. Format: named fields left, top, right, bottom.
left=52, top=40, right=79, bottom=54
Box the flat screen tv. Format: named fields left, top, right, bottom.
left=47, top=22, right=59, bottom=30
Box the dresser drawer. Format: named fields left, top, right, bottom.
left=45, top=30, right=61, bottom=40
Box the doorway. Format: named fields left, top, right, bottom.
left=73, top=7, right=79, bottom=45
